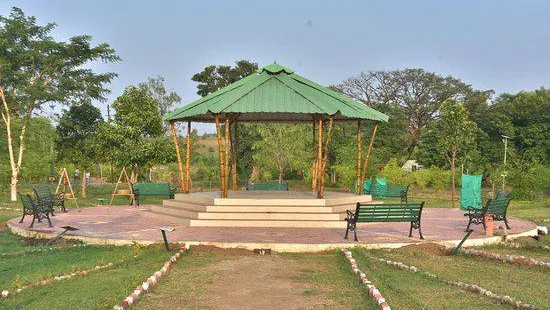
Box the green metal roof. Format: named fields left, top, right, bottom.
left=164, top=62, right=389, bottom=123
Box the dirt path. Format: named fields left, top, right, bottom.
left=137, top=247, right=366, bottom=310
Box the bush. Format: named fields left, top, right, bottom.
left=379, top=159, right=412, bottom=185
left=411, top=167, right=452, bottom=190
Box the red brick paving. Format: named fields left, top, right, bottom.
left=8, top=206, right=536, bottom=246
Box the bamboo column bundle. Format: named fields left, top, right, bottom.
left=316, top=118, right=323, bottom=198
left=356, top=120, right=362, bottom=195
left=311, top=119, right=317, bottom=192
left=361, top=121, right=379, bottom=184
left=170, top=122, right=186, bottom=193
left=214, top=116, right=226, bottom=198
left=185, top=120, right=191, bottom=194
left=224, top=118, right=230, bottom=195
left=319, top=117, right=334, bottom=198
left=231, top=119, right=238, bottom=191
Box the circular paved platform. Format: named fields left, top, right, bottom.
left=7, top=206, right=538, bottom=252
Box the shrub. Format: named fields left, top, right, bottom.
left=379, top=158, right=412, bottom=185
left=411, top=167, right=452, bottom=190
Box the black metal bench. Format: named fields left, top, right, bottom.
left=18, top=193, right=53, bottom=228
left=345, top=202, right=425, bottom=241
left=464, top=193, right=511, bottom=231
left=371, top=184, right=410, bottom=203
left=246, top=182, right=289, bottom=191
left=132, top=182, right=175, bottom=206
left=33, top=187, right=66, bottom=214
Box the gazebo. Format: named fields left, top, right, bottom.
left=164, top=62, right=388, bottom=199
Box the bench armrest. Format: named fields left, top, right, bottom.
left=346, top=210, right=356, bottom=222
left=464, top=208, right=483, bottom=218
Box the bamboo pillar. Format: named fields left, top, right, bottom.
left=311, top=119, right=317, bottom=192
left=356, top=120, right=362, bottom=195
left=185, top=120, right=191, bottom=194
left=225, top=118, right=231, bottom=195
left=170, top=121, right=186, bottom=193
left=316, top=118, right=323, bottom=198
left=232, top=119, right=238, bottom=191
left=319, top=117, right=334, bottom=198
left=361, top=121, right=379, bottom=184
left=214, top=116, right=226, bottom=198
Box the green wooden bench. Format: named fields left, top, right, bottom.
left=33, top=187, right=66, bottom=213
left=371, top=184, right=410, bottom=203
left=345, top=202, right=425, bottom=241
left=18, top=193, right=53, bottom=228
left=132, top=182, right=175, bottom=206
left=464, top=192, right=511, bottom=231
left=246, top=182, right=289, bottom=191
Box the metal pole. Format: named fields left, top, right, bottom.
left=501, top=135, right=510, bottom=191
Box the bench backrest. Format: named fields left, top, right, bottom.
left=372, top=184, right=409, bottom=198
left=485, top=196, right=511, bottom=215
left=18, top=193, right=35, bottom=211
left=33, top=187, right=53, bottom=199
left=247, top=182, right=289, bottom=191
left=132, top=183, right=171, bottom=196
left=353, top=202, right=424, bottom=223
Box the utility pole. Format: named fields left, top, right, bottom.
left=501, top=135, right=510, bottom=191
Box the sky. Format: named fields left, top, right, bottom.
left=2, top=0, right=550, bottom=132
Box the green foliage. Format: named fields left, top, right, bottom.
left=252, top=124, right=309, bottom=183
left=378, top=158, right=412, bottom=184
left=97, top=83, right=175, bottom=173
left=0, top=117, right=56, bottom=185
left=141, top=76, right=181, bottom=116
left=56, top=102, right=103, bottom=169
left=191, top=60, right=258, bottom=97
left=411, top=167, right=452, bottom=189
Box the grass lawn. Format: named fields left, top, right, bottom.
left=0, top=185, right=548, bottom=309
left=353, top=244, right=549, bottom=309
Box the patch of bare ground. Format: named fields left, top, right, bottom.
left=137, top=248, right=366, bottom=310
left=400, top=242, right=452, bottom=256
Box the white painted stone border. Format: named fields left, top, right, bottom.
left=112, top=243, right=190, bottom=310
left=365, top=254, right=540, bottom=309
left=460, top=248, right=550, bottom=269
left=501, top=242, right=550, bottom=251
left=0, top=254, right=139, bottom=299
left=341, top=249, right=391, bottom=310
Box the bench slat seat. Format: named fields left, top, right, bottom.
left=246, top=182, right=289, bottom=191
left=464, top=192, right=511, bottom=231
left=345, top=202, right=424, bottom=241
left=132, top=182, right=175, bottom=206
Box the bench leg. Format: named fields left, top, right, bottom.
left=504, top=217, right=511, bottom=229
left=354, top=228, right=358, bottom=242
left=465, top=217, right=473, bottom=232
left=344, top=222, right=349, bottom=240
left=61, top=202, right=66, bottom=213
left=29, top=214, right=36, bottom=228
left=45, top=213, right=53, bottom=227
left=418, top=223, right=424, bottom=240
left=19, top=213, right=26, bottom=223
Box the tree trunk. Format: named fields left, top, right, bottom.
left=451, top=150, right=456, bottom=209
left=81, top=170, right=87, bottom=198
left=278, top=169, right=283, bottom=184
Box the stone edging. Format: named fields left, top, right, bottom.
left=501, top=242, right=550, bottom=251
left=461, top=248, right=550, bottom=269
left=341, top=249, right=391, bottom=310
left=1, top=254, right=139, bottom=299
left=366, top=255, right=540, bottom=309
left=112, top=243, right=190, bottom=310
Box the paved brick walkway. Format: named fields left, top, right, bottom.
left=7, top=205, right=537, bottom=250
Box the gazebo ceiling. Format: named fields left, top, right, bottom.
left=164, top=62, right=389, bottom=123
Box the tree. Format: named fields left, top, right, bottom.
left=428, top=99, right=476, bottom=208
left=337, top=69, right=490, bottom=158
left=192, top=60, right=258, bottom=96
left=0, top=7, right=119, bottom=200
left=97, top=84, right=174, bottom=181
left=56, top=102, right=103, bottom=198
left=140, top=76, right=181, bottom=116
left=252, top=124, right=309, bottom=183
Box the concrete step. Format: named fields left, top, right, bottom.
left=173, top=194, right=214, bottom=205
left=151, top=205, right=199, bottom=219
left=188, top=219, right=348, bottom=228
left=330, top=200, right=384, bottom=213
left=164, top=200, right=335, bottom=213
left=212, top=198, right=326, bottom=207
left=325, top=194, right=372, bottom=206
left=195, top=212, right=344, bottom=221
left=163, top=200, right=207, bottom=212
left=142, top=210, right=191, bottom=225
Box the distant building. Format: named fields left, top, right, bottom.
left=402, top=160, right=423, bottom=172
